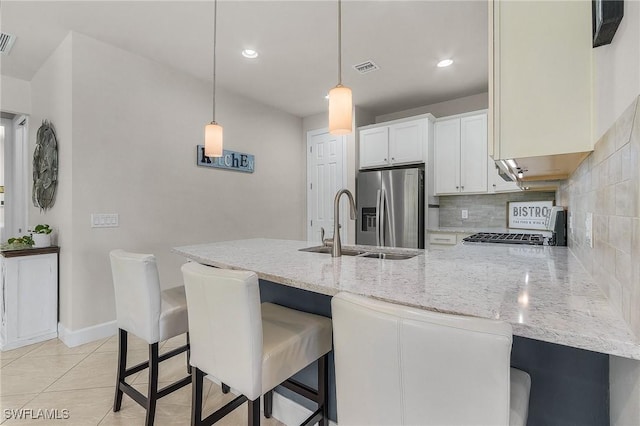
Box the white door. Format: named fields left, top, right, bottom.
left=389, top=119, right=424, bottom=165
left=434, top=119, right=461, bottom=195
left=359, top=127, right=389, bottom=169
left=460, top=114, right=488, bottom=194
left=307, top=129, right=346, bottom=244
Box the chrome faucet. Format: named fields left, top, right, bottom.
left=332, top=189, right=357, bottom=257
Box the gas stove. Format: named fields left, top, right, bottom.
left=462, top=232, right=545, bottom=245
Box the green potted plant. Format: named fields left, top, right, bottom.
left=31, top=224, right=52, bottom=248
left=1, top=235, right=35, bottom=251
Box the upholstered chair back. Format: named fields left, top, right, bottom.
left=332, top=292, right=513, bottom=426
left=109, top=249, right=163, bottom=344
left=181, top=262, right=263, bottom=400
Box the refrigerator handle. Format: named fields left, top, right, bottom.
left=376, top=189, right=382, bottom=246
left=382, top=189, right=396, bottom=247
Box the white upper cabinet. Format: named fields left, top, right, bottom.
left=359, top=127, right=389, bottom=169
left=490, top=0, right=592, bottom=179
left=460, top=114, right=488, bottom=194
left=359, top=117, right=430, bottom=169
left=434, top=119, right=460, bottom=194
left=434, top=112, right=488, bottom=195
left=389, top=120, right=424, bottom=165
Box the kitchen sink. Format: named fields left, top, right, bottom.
left=299, top=246, right=418, bottom=260
left=359, top=252, right=416, bottom=260
left=298, top=246, right=367, bottom=256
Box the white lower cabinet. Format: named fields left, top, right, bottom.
left=1, top=249, right=58, bottom=351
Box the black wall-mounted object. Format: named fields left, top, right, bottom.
left=593, top=0, right=624, bottom=47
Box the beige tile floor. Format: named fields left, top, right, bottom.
left=0, top=335, right=285, bottom=426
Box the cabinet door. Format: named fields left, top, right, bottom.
left=460, top=114, right=488, bottom=194
left=2, top=254, right=57, bottom=349
left=359, top=127, right=389, bottom=169
left=389, top=120, right=424, bottom=165
left=493, top=0, right=592, bottom=161
left=434, top=119, right=461, bottom=195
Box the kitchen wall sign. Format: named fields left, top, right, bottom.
left=508, top=200, right=554, bottom=230
left=196, top=145, right=254, bottom=173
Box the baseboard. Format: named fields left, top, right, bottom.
left=57, top=320, right=117, bottom=347
left=204, top=376, right=337, bottom=426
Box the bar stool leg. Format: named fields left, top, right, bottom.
left=248, top=398, right=260, bottom=426
left=146, top=343, right=159, bottom=426
left=318, top=354, right=328, bottom=426
left=186, top=332, right=192, bottom=375
left=191, top=368, right=205, bottom=426
left=113, top=328, right=128, bottom=412
left=264, top=390, right=273, bottom=418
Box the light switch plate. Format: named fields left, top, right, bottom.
left=91, top=213, right=119, bottom=228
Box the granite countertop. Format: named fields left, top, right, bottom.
left=173, top=238, right=640, bottom=359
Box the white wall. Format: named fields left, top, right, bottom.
left=0, top=75, right=31, bottom=115
left=375, top=92, right=488, bottom=122
left=29, top=33, right=74, bottom=327
left=30, top=32, right=304, bottom=332
left=594, top=0, right=640, bottom=139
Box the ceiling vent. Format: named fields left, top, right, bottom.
left=0, top=33, right=16, bottom=55
left=353, top=60, right=379, bottom=74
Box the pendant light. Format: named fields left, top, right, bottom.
left=204, top=0, right=223, bottom=157
left=328, top=0, right=352, bottom=135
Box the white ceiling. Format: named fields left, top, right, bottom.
left=0, top=1, right=488, bottom=118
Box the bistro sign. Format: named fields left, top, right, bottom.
left=197, top=145, right=255, bottom=173
left=507, top=200, right=554, bottom=230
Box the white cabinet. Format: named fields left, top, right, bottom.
left=490, top=0, right=592, bottom=178
left=359, top=127, right=390, bottom=169
left=1, top=248, right=58, bottom=351
left=434, top=113, right=488, bottom=195
left=359, top=118, right=430, bottom=169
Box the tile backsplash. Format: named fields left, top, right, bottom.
left=439, top=192, right=556, bottom=228
left=558, top=96, right=640, bottom=336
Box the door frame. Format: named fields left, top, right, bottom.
left=306, top=128, right=348, bottom=243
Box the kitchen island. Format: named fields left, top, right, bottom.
left=174, top=238, right=638, bottom=359
left=173, top=238, right=637, bottom=425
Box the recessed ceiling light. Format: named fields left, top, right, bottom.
left=324, top=94, right=330, bottom=100
left=242, top=49, right=258, bottom=59
left=437, top=59, right=453, bottom=68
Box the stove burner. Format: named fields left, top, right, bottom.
left=463, top=232, right=545, bottom=245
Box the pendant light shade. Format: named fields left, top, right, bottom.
left=205, top=122, right=223, bottom=157
left=328, top=0, right=352, bottom=136
left=204, top=0, right=223, bottom=157
left=329, top=84, right=352, bottom=135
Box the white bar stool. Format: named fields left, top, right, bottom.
left=109, top=249, right=192, bottom=426
left=332, top=292, right=531, bottom=426
left=181, top=262, right=332, bottom=426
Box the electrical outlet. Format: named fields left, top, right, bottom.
left=91, top=213, right=119, bottom=228
left=461, top=209, right=468, bottom=219
left=585, top=212, right=593, bottom=248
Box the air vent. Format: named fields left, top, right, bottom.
left=0, top=33, right=16, bottom=55
left=353, top=60, right=379, bottom=74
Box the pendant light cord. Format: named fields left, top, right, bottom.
left=337, top=0, right=342, bottom=86
left=212, top=0, right=217, bottom=123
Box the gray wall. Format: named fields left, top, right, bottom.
left=439, top=191, right=556, bottom=228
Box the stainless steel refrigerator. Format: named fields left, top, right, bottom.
left=356, top=167, right=424, bottom=249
